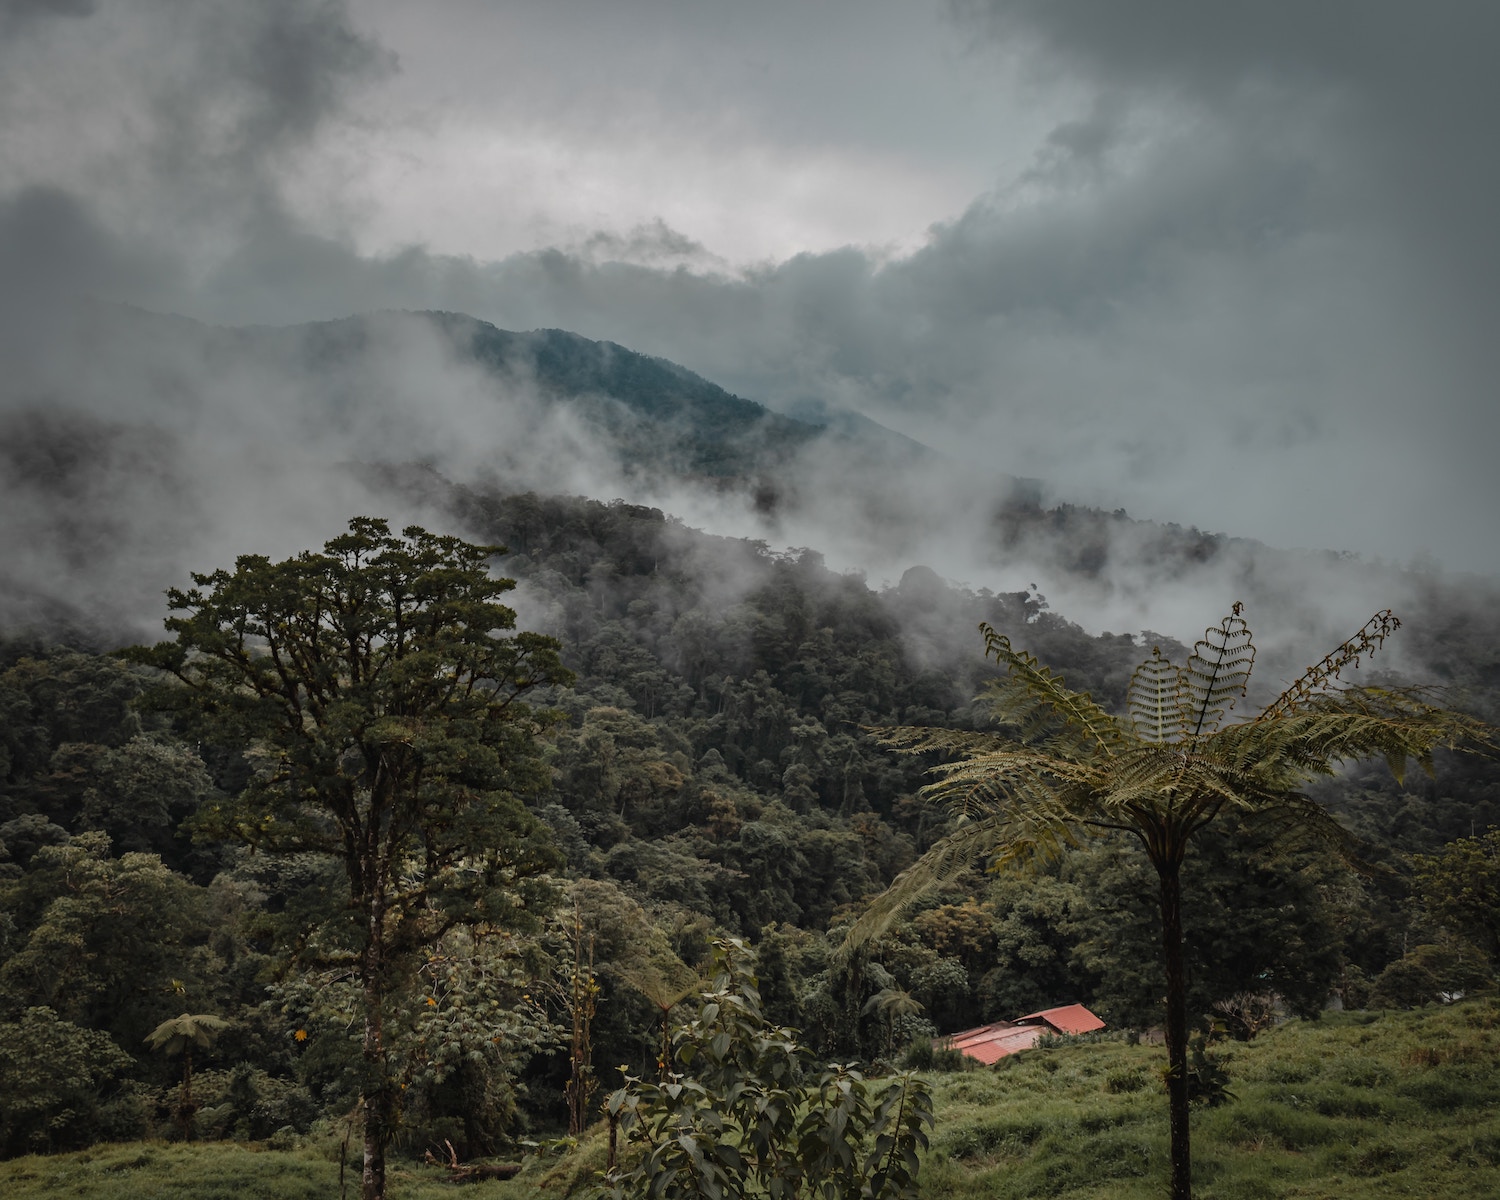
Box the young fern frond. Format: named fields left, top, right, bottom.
left=980, top=622, right=1126, bottom=757
left=1258, top=610, right=1401, bottom=719
left=1128, top=647, right=1188, bottom=744
left=1182, top=603, right=1255, bottom=740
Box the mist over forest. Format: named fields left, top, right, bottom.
left=3, top=297, right=1486, bottom=672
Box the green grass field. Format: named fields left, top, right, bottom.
left=920, top=998, right=1500, bottom=1199
left=4, top=999, right=1497, bottom=1199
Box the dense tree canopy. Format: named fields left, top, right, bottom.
left=1, top=488, right=1498, bottom=1181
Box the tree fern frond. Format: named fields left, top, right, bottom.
left=1206, top=685, right=1493, bottom=787
left=1128, top=647, right=1188, bottom=743
left=980, top=622, right=1127, bottom=757
left=839, top=809, right=1071, bottom=956
left=1258, top=610, right=1402, bottom=719
left=870, top=725, right=1025, bottom=759
left=1183, top=604, right=1256, bottom=740
left=1238, top=793, right=1360, bottom=862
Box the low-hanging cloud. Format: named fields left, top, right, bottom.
left=1, top=0, right=1495, bottom=655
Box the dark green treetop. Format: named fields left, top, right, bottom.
left=124, top=517, right=572, bottom=1200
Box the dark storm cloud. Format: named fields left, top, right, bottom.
left=141, top=0, right=391, bottom=188
left=1, top=0, right=1495, bottom=593
left=947, top=0, right=1500, bottom=373
left=0, top=0, right=93, bottom=33
left=0, top=0, right=388, bottom=293
left=0, top=187, right=154, bottom=300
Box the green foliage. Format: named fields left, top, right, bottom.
left=0, top=1007, right=134, bottom=1155
left=0, top=834, right=216, bottom=1051
left=28, top=735, right=213, bottom=862
left=601, top=938, right=933, bottom=1200
left=1184, top=1032, right=1235, bottom=1107
left=123, top=517, right=571, bottom=1198
left=1, top=487, right=1499, bottom=1176
left=144, top=1013, right=232, bottom=1058
left=1414, top=827, right=1500, bottom=962
left=855, top=605, right=1492, bottom=1199
left=1367, top=939, right=1493, bottom=1009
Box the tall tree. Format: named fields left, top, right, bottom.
left=126, top=518, right=570, bottom=1200
left=848, top=606, right=1490, bottom=1200
left=1413, top=827, right=1500, bottom=962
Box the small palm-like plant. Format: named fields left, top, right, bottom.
left=862, top=986, right=925, bottom=1056
left=849, top=605, right=1491, bottom=1200
left=144, top=1012, right=231, bottom=1138
left=613, top=942, right=702, bottom=1081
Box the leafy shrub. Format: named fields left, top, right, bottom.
left=602, top=939, right=934, bottom=1200
left=1104, top=1066, right=1150, bottom=1094
left=898, top=1037, right=969, bottom=1072
left=1186, top=1033, right=1235, bottom=1106
left=0, top=1008, right=133, bottom=1155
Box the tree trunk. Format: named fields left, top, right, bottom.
left=362, top=888, right=390, bottom=1200
left=1157, top=857, right=1192, bottom=1200
left=180, top=1047, right=194, bottom=1141
left=362, top=993, right=389, bottom=1200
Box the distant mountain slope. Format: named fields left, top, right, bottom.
left=2, top=298, right=1490, bottom=655
left=225, top=309, right=914, bottom=481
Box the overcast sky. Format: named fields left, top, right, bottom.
left=3, top=0, right=1497, bottom=575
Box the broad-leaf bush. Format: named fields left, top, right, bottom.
left=601, top=938, right=933, bottom=1200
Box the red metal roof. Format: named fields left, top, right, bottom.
left=940, top=1004, right=1106, bottom=1064
left=943, top=1022, right=1044, bottom=1064
left=1014, top=1004, right=1106, bottom=1035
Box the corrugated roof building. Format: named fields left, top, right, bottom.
left=1015, top=1004, right=1107, bottom=1036
left=941, top=1003, right=1106, bottom=1064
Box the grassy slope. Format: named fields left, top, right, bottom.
left=4, top=1001, right=1497, bottom=1199
left=0, top=1141, right=469, bottom=1200
left=924, top=999, right=1500, bottom=1200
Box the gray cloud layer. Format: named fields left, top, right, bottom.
left=1, top=0, right=1496, bottom=589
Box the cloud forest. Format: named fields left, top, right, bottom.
left=3, top=4, right=1499, bottom=1199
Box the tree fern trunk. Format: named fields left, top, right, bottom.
left=1157, top=856, right=1192, bottom=1200
left=181, top=1047, right=194, bottom=1141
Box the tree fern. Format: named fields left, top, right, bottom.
left=851, top=604, right=1491, bottom=1200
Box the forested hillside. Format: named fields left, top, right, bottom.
left=2, top=482, right=1496, bottom=1166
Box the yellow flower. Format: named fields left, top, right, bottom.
left=294, top=1029, right=308, bottom=1042
left=426, top=997, right=437, bottom=1006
